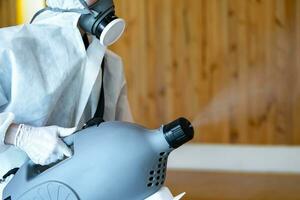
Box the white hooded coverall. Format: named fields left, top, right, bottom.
left=0, top=0, right=132, bottom=196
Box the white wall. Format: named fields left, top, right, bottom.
left=168, top=144, right=300, bottom=174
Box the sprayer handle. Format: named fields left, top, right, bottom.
left=25, top=133, right=76, bottom=180
left=83, top=118, right=105, bottom=129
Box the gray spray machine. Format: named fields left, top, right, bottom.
left=3, top=118, right=194, bottom=200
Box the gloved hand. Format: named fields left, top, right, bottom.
left=14, top=124, right=76, bottom=166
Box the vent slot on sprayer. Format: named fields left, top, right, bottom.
left=147, top=152, right=169, bottom=187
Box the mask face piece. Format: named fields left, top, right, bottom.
left=79, top=0, right=126, bottom=46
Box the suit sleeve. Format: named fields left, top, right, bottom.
left=0, top=112, right=15, bottom=153
left=0, top=82, right=14, bottom=152
left=115, top=82, right=134, bottom=123
left=0, top=84, right=8, bottom=108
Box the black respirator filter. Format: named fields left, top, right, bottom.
left=79, top=0, right=125, bottom=46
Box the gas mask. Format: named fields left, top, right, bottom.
left=78, top=0, right=126, bottom=46
left=31, top=0, right=125, bottom=46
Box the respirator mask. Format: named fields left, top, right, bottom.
left=78, top=0, right=126, bottom=46
left=31, top=0, right=126, bottom=46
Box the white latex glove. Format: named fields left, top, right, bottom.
left=14, top=124, right=76, bottom=166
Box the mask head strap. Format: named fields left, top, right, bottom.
left=78, top=0, right=98, bottom=17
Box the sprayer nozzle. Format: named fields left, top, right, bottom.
left=163, top=117, right=194, bottom=149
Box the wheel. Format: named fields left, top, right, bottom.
left=18, top=181, right=79, bottom=200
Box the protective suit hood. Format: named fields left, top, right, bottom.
left=46, top=0, right=84, bottom=10
left=42, top=0, right=126, bottom=46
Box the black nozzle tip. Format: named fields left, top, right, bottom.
left=163, top=117, right=194, bottom=149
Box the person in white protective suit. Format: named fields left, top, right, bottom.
left=0, top=0, right=185, bottom=199
left=0, top=0, right=133, bottom=196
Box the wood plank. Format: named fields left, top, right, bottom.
left=111, top=0, right=300, bottom=145
left=294, top=0, right=300, bottom=144
left=0, top=1, right=299, bottom=144
left=0, top=0, right=17, bottom=27
left=166, top=170, right=300, bottom=200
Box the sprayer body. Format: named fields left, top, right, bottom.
left=3, top=121, right=173, bottom=200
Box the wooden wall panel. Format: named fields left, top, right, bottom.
left=294, top=0, right=300, bottom=144
left=0, top=0, right=16, bottom=27
left=112, top=0, right=300, bottom=145
left=0, top=0, right=299, bottom=145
